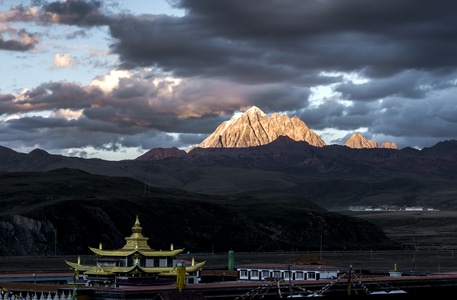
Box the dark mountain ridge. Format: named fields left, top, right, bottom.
left=1, top=138, right=457, bottom=194
left=0, top=168, right=397, bottom=256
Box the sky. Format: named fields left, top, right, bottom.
left=0, top=0, right=456, bottom=161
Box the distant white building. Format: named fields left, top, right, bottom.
left=349, top=205, right=438, bottom=212
left=236, top=263, right=340, bottom=281
left=404, top=206, right=424, bottom=211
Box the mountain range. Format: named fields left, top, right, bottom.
left=138, top=106, right=402, bottom=161
left=0, top=107, right=456, bottom=256
left=193, top=106, right=397, bottom=150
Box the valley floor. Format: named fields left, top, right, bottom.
left=341, top=210, right=457, bottom=250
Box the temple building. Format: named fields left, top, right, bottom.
left=65, top=215, right=205, bottom=288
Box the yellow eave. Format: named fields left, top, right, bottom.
left=185, top=261, right=206, bottom=272
left=89, top=247, right=184, bottom=257
left=65, top=260, right=206, bottom=275
left=138, top=261, right=206, bottom=275
left=65, top=260, right=92, bottom=272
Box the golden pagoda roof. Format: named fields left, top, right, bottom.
left=65, top=260, right=206, bottom=276
left=122, top=215, right=151, bottom=250
left=88, top=247, right=184, bottom=257
left=88, top=215, right=185, bottom=257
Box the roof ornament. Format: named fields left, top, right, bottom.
left=122, top=215, right=151, bottom=250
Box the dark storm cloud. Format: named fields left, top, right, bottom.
left=301, top=84, right=457, bottom=149
left=1, top=1, right=110, bottom=26
left=42, top=0, right=110, bottom=26
left=245, top=84, right=311, bottom=112
left=0, top=73, right=229, bottom=135
left=0, top=38, right=30, bottom=51
left=65, top=29, right=89, bottom=39
left=108, top=14, right=249, bottom=76
left=0, top=82, right=100, bottom=114
left=336, top=71, right=433, bottom=101
left=108, top=13, right=325, bottom=84
left=0, top=76, right=230, bottom=155
left=0, top=28, right=38, bottom=51
left=0, top=114, right=140, bottom=152
left=111, top=0, right=457, bottom=79
left=299, top=100, right=374, bottom=132
left=375, top=94, right=457, bottom=138
left=0, top=1, right=106, bottom=53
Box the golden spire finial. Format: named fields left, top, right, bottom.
left=135, top=215, right=140, bottom=226
left=122, top=215, right=151, bottom=250
left=132, top=215, right=142, bottom=234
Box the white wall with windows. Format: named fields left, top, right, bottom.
left=237, top=264, right=339, bottom=282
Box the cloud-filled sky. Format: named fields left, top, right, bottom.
left=1, top=0, right=456, bottom=160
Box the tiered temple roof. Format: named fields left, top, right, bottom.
left=65, top=215, right=205, bottom=285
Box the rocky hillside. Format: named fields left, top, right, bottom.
left=345, top=133, right=398, bottom=149
left=196, top=106, right=326, bottom=148
left=0, top=169, right=398, bottom=256
left=193, top=106, right=398, bottom=150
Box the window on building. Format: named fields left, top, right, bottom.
left=159, top=258, right=167, bottom=267
left=138, top=257, right=146, bottom=267
left=262, top=270, right=270, bottom=278
left=153, top=258, right=159, bottom=267
left=273, top=271, right=281, bottom=278
left=251, top=270, right=259, bottom=278
left=295, top=272, right=304, bottom=280
left=145, top=259, right=153, bottom=267
left=128, top=257, right=135, bottom=266
left=167, top=257, right=173, bottom=267
left=240, top=270, right=248, bottom=278
left=308, top=272, right=315, bottom=279
left=120, top=258, right=127, bottom=267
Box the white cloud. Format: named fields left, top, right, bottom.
left=53, top=53, right=76, bottom=68
left=89, top=70, right=132, bottom=93
left=51, top=109, right=83, bottom=121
